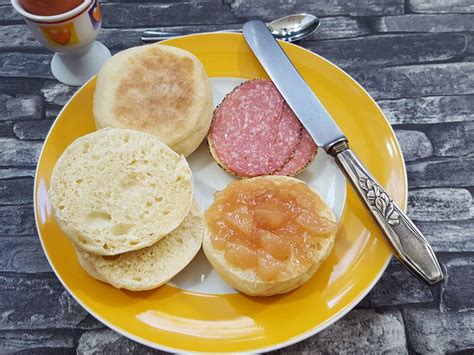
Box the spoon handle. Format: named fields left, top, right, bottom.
left=141, top=29, right=242, bottom=43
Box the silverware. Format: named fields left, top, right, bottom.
left=242, top=20, right=444, bottom=286
left=141, top=14, right=320, bottom=43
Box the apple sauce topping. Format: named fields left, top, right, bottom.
left=205, top=179, right=337, bottom=281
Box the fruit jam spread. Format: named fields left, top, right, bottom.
left=205, top=178, right=337, bottom=281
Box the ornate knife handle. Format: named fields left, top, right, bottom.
left=329, top=142, right=443, bottom=285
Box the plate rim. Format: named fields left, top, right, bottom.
left=33, top=32, right=408, bottom=353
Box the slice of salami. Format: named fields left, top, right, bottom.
left=210, top=80, right=300, bottom=177
left=275, top=129, right=317, bottom=176
left=273, top=103, right=302, bottom=168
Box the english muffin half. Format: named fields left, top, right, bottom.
left=93, top=44, right=213, bottom=157
left=203, top=175, right=337, bottom=296
left=76, top=202, right=204, bottom=291
left=49, top=128, right=193, bottom=255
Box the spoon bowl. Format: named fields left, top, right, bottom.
left=268, top=14, right=320, bottom=42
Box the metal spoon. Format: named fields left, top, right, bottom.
left=141, top=14, right=320, bottom=43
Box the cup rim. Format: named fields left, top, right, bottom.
left=11, top=0, right=94, bottom=23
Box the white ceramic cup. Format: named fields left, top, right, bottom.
left=11, top=0, right=111, bottom=86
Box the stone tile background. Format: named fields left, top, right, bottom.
left=0, top=0, right=472, bottom=353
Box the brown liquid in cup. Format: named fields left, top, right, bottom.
left=19, top=0, right=84, bottom=16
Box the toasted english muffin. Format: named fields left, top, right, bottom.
left=75, top=202, right=204, bottom=291
left=208, top=79, right=317, bottom=178
left=203, top=175, right=337, bottom=297
left=49, top=128, right=193, bottom=256
left=93, top=43, right=213, bottom=157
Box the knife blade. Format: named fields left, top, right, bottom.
left=242, top=20, right=444, bottom=286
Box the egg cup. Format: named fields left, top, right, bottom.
left=11, top=0, right=111, bottom=86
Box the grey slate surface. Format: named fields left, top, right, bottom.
left=0, top=0, right=473, bottom=353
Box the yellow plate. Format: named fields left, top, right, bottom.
left=34, top=33, right=407, bottom=353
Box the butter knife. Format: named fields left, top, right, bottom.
left=242, top=20, right=443, bottom=286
